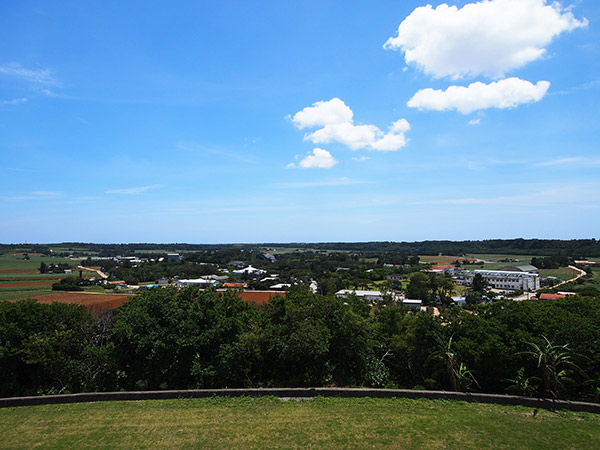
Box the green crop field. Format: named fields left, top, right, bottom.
left=0, top=255, right=81, bottom=272
left=0, top=287, right=54, bottom=301
left=0, top=397, right=598, bottom=449
left=539, top=267, right=579, bottom=282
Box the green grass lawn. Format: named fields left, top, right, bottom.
left=0, top=397, right=598, bottom=449
left=539, top=267, right=579, bottom=282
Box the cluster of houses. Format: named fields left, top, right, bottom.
left=334, top=263, right=546, bottom=310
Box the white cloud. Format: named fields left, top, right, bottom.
left=0, top=62, right=59, bottom=94
left=384, top=0, right=588, bottom=79
left=1, top=97, right=28, bottom=105
left=353, top=155, right=370, bottom=163
left=307, top=122, right=380, bottom=150
left=291, top=98, right=410, bottom=151
left=468, top=118, right=481, bottom=126
left=291, top=97, right=353, bottom=129
left=287, top=148, right=338, bottom=169
left=407, top=78, right=550, bottom=114
left=105, top=185, right=161, bottom=195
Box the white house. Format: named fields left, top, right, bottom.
left=176, top=278, right=219, bottom=288
left=232, top=265, right=267, bottom=276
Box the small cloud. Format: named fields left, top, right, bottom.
left=291, top=98, right=410, bottom=151
left=288, top=148, right=337, bottom=169
left=1, top=97, right=28, bottom=105
left=0, top=63, right=59, bottom=95
left=353, top=155, right=370, bottom=162
left=468, top=118, right=480, bottom=125
left=105, top=185, right=161, bottom=195
left=408, top=78, right=550, bottom=114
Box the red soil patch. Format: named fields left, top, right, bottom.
left=9, top=252, right=45, bottom=257
left=218, top=289, right=286, bottom=306
left=0, top=281, right=56, bottom=288
left=0, top=270, right=39, bottom=274
left=13, top=292, right=134, bottom=314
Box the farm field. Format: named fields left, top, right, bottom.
left=0, top=254, right=102, bottom=302
left=0, top=397, right=598, bottom=449
left=10, top=292, right=134, bottom=313
left=0, top=255, right=81, bottom=271
left=539, top=267, right=580, bottom=282
left=0, top=286, right=54, bottom=301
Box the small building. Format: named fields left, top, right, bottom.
left=228, top=260, right=245, bottom=268
left=167, top=253, right=183, bottom=261
left=498, top=264, right=539, bottom=274
left=451, top=296, right=467, bottom=306
left=402, top=299, right=422, bottom=309
left=336, top=290, right=390, bottom=303
left=176, top=278, right=219, bottom=288
left=385, top=274, right=403, bottom=282
left=232, top=265, right=267, bottom=276
left=269, top=283, right=291, bottom=290
left=205, top=274, right=230, bottom=281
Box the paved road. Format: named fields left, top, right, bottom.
left=78, top=266, right=109, bottom=279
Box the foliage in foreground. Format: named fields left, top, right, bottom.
left=1, top=288, right=599, bottom=401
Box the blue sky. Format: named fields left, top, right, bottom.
left=1, top=0, right=599, bottom=244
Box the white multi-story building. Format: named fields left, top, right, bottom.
left=461, top=270, right=539, bottom=291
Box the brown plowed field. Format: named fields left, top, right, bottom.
left=13, top=292, right=134, bottom=314
left=0, top=281, right=56, bottom=288
left=0, top=270, right=39, bottom=274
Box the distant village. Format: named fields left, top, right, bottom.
left=47, top=248, right=592, bottom=311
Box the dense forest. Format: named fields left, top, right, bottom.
left=1, top=288, right=599, bottom=401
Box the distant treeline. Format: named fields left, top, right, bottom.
left=1, top=288, right=599, bottom=401
left=270, top=239, right=600, bottom=257
left=1, top=238, right=600, bottom=257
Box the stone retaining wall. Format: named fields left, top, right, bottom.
left=1, top=388, right=599, bottom=414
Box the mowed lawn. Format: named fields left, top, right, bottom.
left=0, top=397, right=599, bottom=449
